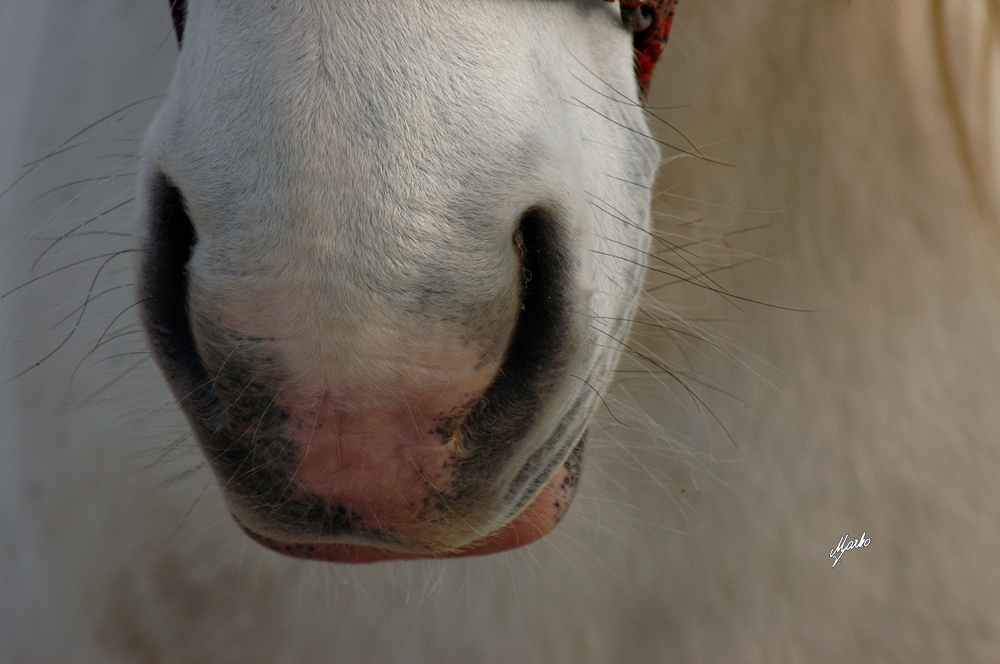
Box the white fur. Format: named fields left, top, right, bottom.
left=2, top=0, right=999, bottom=661
left=139, top=0, right=656, bottom=545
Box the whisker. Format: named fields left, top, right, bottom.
left=32, top=198, right=135, bottom=270
left=569, top=71, right=706, bottom=157
left=568, top=95, right=734, bottom=166
left=3, top=248, right=138, bottom=299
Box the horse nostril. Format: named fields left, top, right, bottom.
left=138, top=174, right=229, bottom=432
left=507, top=208, right=571, bottom=384
left=138, top=175, right=198, bottom=383
left=451, top=206, right=579, bottom=475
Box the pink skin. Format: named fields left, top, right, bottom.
left=218, top=312, right=572, bottom=561
left=266, top=389, right=575, bottom=558
left=250, top=463, right=575, bottom=563
left=290, top=398, right=466, bottom=534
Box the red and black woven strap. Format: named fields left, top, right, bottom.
left=167, top=0, right=673, bottom=98
left=611, top=0, right=676, bottom=99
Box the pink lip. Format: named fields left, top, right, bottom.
left=246, top=466, right=573, bottom=563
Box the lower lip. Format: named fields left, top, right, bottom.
left=244, top=468, right=573, bottom=563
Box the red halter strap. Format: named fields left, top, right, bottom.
left=608, top=0, right=676, bottom=99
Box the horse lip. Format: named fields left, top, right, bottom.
left=240, top=512, right=552, bottom=563
left=235, top=439, right=584, bottom=562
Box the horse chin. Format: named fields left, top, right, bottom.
left=236, top=462, right=578, bottom=563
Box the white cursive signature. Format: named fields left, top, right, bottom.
left=830, top=532, right=871, bottom=568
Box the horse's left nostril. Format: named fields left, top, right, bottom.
left=443, top=206, right=582, bottom=510
left=263, top=205, right=585, bottom=552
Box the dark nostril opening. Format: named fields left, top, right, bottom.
left=138, top=174, right=227, bottom=431
left=450, top=206, right=579, bottom=492
left=139, top=176, right=194, bottom=346
left=504, top=208, right=573, bottom=397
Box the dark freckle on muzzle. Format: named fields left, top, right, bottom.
left=553, top=435, right=585, bottom=523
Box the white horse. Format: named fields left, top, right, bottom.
left=2, top=0, right=999, bottom=661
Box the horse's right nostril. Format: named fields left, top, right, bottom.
left=138, top=174, right=228, bottom=434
